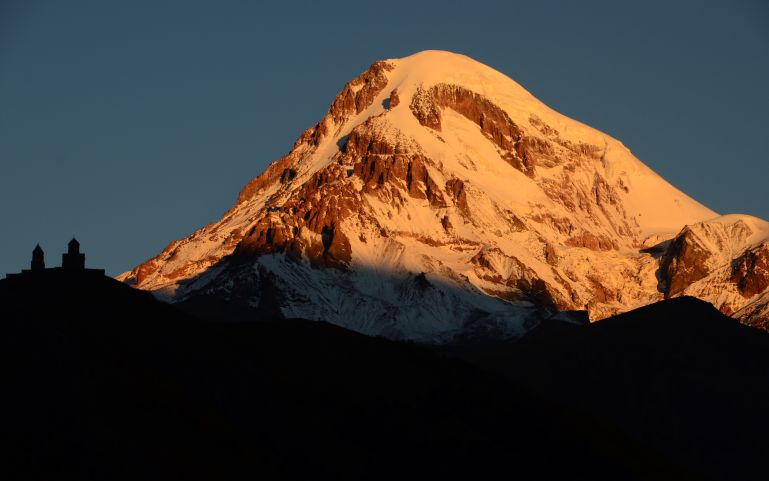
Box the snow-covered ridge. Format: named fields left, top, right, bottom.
left=696, top=214, right=769, bottom=249
left=118, top=50, right=768, bottom=340
left=661, top=214, right=769, bottom=324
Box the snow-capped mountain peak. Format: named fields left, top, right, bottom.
left=118, top=50, right=767, bottom=341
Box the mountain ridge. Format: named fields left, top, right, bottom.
left=6, top=266, right=716, bottom=480
left=440, top=296, right=769, bottom=481
left=118, top=50, right=768, bottom=340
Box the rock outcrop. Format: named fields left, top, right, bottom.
left=660, top=215, right=769, bottom=317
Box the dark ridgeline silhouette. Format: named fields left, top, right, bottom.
left=2, top=242, right=704, bottom=481
left=440, top=297, right=769, bottom=481
left=3, top=239, right=769, bottom=480
left=5, top=238, right=105, bottom=281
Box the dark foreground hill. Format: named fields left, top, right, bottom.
left=442, top=297, right=769, bottom=481
left=1, top=271, right=697, bottom=480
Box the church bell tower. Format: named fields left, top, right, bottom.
left=62, top=238, right=85, bottom=270
left=31, top=244, right=45, bottom=271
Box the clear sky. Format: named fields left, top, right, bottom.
left=1, top=0, right=767, bottom=276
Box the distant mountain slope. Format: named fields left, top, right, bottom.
left=660, top=214, right=769, bottom=322
left=443, top=297, right=769, bottom=481
left=2, top=271, right=693, bottom=480
left=118, top=50, right=767, bottom=340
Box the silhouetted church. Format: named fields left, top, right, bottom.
left=5, top=238, right=105, bottom=280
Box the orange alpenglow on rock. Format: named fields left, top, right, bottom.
left=116, top=51, right=769, bottom=341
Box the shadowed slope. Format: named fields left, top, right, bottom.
left=1, top=271, right=693, bottom=480
left=443, top=297, right=769, bottom=481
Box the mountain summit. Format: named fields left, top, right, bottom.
left=119, top=50, right=769, bottom=341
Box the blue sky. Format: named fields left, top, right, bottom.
left=1, top=0, right=767, bottom=275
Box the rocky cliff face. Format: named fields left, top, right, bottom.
left=660, top=215, right=769, bottom=319
left=118, top=50, right=768, bottom=341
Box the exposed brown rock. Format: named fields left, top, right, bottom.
left=577, top=143, right=602, bottom=159
left=164, top=255, right=220, bottom=282
left=410, top=83, right=534, bottom=176
left=388, top=89, right=400, bottom=109
left=528, top=115, right=559, bottom=137
left=661, top=229, right=712, bottom=297
left=732, top=244, right=769, bottom=298
left=441, top=215, right=452, bottom=232
left=294, top=121, right=329, bottom=148
left=279, top=168, right=297, bottom=184
left=565, top=231, right=617, bottom=251
left=531, top=213, right=575, bottom=236
left=539, top=178, right=578, bottom=212
left=318, top=223, right=353, bottom=268
left=515, top=277, right=561, bottom=310
left=470, top=248, right=576, bottom=311
left=232, top=157, right=362, bottom=270
left=592, top=174, right=618, bottom=207
left=528, top=114, right=603, bottom=163
left=543, top=243, right=558, bottom=266
left=516, top=136, right=557, bottom=168
left=134, top=259, right=159, bottom=286
left=236, top=153, right=297, bottom=204
left=409, top=86, right=441, bottom=129
left=507, top=212, right=527, bottom=232
left=345, top=124, right=446, bottom=207
left=329, top=60, right=394, bottom=123
left=469, top=249, right=496, bottom=271
left=586, top=275, right=613, bottom=304
left=135, top=240, right=185, bottom=284
left=236, top=61, right=395, bottom=205
left=445, top=178, right=470, bottom=216
left=537, top=173, right=635, bottom=244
